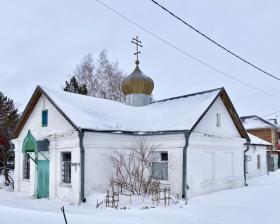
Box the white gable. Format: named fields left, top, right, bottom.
left=18, top=95, right=74, bottom=140
left=194, top=96, right=241, bottom=138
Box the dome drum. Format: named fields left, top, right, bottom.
left=125, top=93, right=152, bottom=107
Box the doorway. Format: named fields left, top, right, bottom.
left=37, top=160, right=49, bottom=199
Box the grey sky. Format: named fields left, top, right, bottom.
left=0, top=0, right=279, bottom=119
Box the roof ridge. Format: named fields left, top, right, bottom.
left=153, top=87, right=223, bottom=103
left=40, top=85, right=223, bottom=106
left=39, top=85, right=127, bottom=104
left=240, top=115, right=256, bottom=119
left=241, top=115, right=278, bottom=128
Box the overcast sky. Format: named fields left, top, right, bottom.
left=0, top=0, right=279, bottom=119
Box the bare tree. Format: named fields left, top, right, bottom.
left=110, top=138, right=160, bottom=195
left=74, top=50, right=125, bottom=102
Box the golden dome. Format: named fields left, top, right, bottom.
left=122, top=65, right=154, bottom=95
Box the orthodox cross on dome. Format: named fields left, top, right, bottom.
left=131, top=36, right=143, bottom=65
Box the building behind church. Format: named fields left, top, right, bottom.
left=241, top=115, right=280, bottom=171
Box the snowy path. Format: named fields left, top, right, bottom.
left=1, top=171, right=280, bottom=224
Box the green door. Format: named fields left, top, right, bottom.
left=37, top=160, right=49, bottom=199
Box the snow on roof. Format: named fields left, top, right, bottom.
left=248, top=133, right=272, bottom=146
left=242, top=116, right=278, bottom=130
left=41, top=86, right=221, bottom=132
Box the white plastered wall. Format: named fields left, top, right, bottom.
left=187, top=133, right=245, bottom=198
left=13, top=94, right=80, bottom=204
left=246, top=145, right=267, bottom=179
left=83, top=132, right=185, bottom=198
left=48, top=131, right=81, bottom=204
left=187, top=96, right=246, bottom=198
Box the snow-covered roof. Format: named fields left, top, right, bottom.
left=13, top=85, right=249, bottom=138
left=241, top=115, right=278, bottom=130
left=41, top=86, right=220, bottom=132
left=248, top=133, right=271, bottom=146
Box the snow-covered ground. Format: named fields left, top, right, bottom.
left=1, top=171, right=280, bottom=224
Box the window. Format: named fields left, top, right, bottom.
left=42, top=110, right=48, bottom=127
left=257, top=155, right=261, bottom=169
left=151, top=152, right=168, bottom=181
left=216, top=113, right=221, bottom=127
left=61, top=152, right=71, bottom=184
left=23, top=154, right=30, bottom=180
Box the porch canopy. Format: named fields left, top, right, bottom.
left=22, top=130, right=49, bottom=153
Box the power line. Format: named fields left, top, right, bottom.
left=262, top=110, right=280, bottom=118
left=243, top=110, right=280, bottom=119
left=94, top=0, right=280, bottom=102
left=149, top=0, right=280, bottom=81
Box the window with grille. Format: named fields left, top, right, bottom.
left=61, top=152, right=71, bottom=184
left=257, top=155, right=261, bottom=169
left=151, top=152, right=168, bottom=181
left=23, top=154, right=30, bottom=180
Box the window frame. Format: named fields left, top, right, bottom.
left=23, top=153, right=30, bottom=180
left=151, top=151, right=169, bottom=181
left=61, top=152, right=72, bottom=185
left=216, top=112, right=221, bottom=127
left=42, top=109, right=48, bottom=127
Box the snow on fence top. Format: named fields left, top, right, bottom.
left=42, top=86, right=221, bottom=132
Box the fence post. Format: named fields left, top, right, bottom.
left=106, top=190, right=109, bottom=207
left=168, top=187, right=170, bottom=206
left=164, top=187, right=166, bottom=206
left=61, top=206, right=68, bottom=224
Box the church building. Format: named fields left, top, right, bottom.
left=12, top=39, right=250, bottom=205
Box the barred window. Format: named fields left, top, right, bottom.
left=23, top=154, right=30, bottom=180
left=61, top=152, right=71, bottom=184
left=151, top=152, right=168, bottom=181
